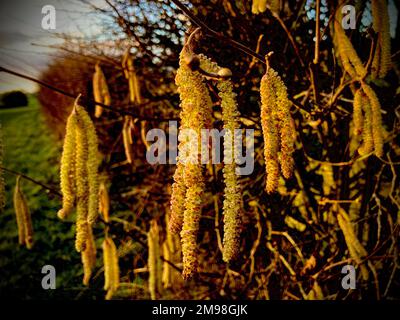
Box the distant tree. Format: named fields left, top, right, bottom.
left=1, top=91, right=28, bottom=108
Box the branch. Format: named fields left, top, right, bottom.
left=0, top=66, right=177, bottom=123
left=0, top=166, right=62, bottom=197
left=169, top=0, right=266, bottom=64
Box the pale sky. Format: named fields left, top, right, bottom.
left=0, top=0, right=106, bottom=93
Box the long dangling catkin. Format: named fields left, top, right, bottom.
left=81, top=226, right=96, bottom=286
left=163, top=212, right=182, bottom=289
left=103, top=237, right=120, bottom=300
left=217, top=78, right=242, bottom=263
left=361, top=83, right=384, bottom=157
left=260, top=67, right=295, bottom=193
left=337, top=207, right=369, bottom=280
left=122, top=116, right=135, bottom=164
left=58, top=100, right=99, bottom=252
left=58, top=112, right=78, bottom=220
left=357, top=91, right=374, bottom=155
left=334, top=9, right=366, bottom=78
left=0, top=125, right=5, bottom=212
left=122, top=50, right=142, bottom=104
left=99, top=182, right=110, bottom=223
left=148, top=220, right=162, bottom=299
left=173, top=48, right=212, bottom=279
left=13, top=176, right=33, bottom=249
left=371, top=0, right=391, bottom=79
left=353, top=89, right=364, bottom=136
left=93, top=63, right=111, bottom=118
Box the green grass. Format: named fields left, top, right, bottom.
left=0, top=96, right=103, bottom=299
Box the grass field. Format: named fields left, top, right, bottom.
left=0, top=96, right=102, bottom=299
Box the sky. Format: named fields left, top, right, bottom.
left=0, top=0, right=398, bottom=94
left=0, top=0, right=105, bottom=93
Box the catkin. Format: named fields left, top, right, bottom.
left=103, top=237, right=120, bottom=300
left=173, top=48, right=213, bottom=279
left=99, top=182, right=110, bottom=223
left=218, top=79, right=242, bottom=263
left=169, top=162, right=186, bottom=234
left=260, top=67, right=295, bottom=193
left=361, top=83, right=384, bottom=157
left=58, top=101, right=100, bottom=252
left=371, top=0, right=391, bottom=78
left=13, top=176, right=33, bottom=249
left=357, top=91, right=374, bottom=155
left=92, top=63, right=111, bottom=118
left=353, top=89, right=364, bottom=136
left=0, top=125, right=5, bottom=212
left=81, top=226, right=96, bottom=286
left=337, top=207, right=369, bottom=280
left=148, top=220, right=162, bottom=299
left=122, top=116, right=135, bottom=164
left=334, top=9, right=366, bottom=78
left=122, top=50, right=142, bottom=104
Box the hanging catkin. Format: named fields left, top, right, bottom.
left=122, top=116, right=135, bottom=164
left=58, top=100, right=100, bottom=252
left=122, top=50, right=142, bottom=104
left=218, top=78, right=242, bottom=263
left=198, top=54, right=243, bottom=262
left=82, top=226, right=96, bottom=286
left=172, top=47, right=212, bottom=279
left=334, top=8, right=366, bottom=78
left=169, top=162, right=186, bottom=234
left=148, top=220, right=162, bottom=300
left=13, top=176, right=33, bottom=249
left=260, top=67, right=295, bottom=193
left=0, top=125, right=5, bottom=212
left=103, top=237, right=120, bottom=300
left=371, top=0, right=391, bottom=79
left=99, top=181, right=110, bottom=223
left=92, top=63, right=111, bottom=118
left=337, top=207, right=369, bottom=281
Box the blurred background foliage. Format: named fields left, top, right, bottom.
left=0, top=0, right=400, bottom=299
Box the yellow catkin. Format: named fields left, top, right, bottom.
left=75, top=108, right=90, bottom=252
left=371, top=0, right=391, bottom=78
left=353, top=89, right=364, bottom=136
left=337, top=207, right=369, bottom=280
left=361, top=83, right=384, bottom=157
left=0, top=125, right=5, bottom=211
left=334, top=9, right=366, bottom=78
left=148, top=220, right=162, bottom=299
left=81, top=226, right=96, bottom=286
left=122, top=50, right=142, bottom=104
left=174, top=48, right=212, bottom=279
left=58, top=112, right=77, bottom=220
left=163, top=212, right=182, bottom=289
left=58, top=101, right=99, bottom=252
left=93, top=63, right=111, bottom=118
left=273, top=72, right=295, bottom=179
left=13, top=176, right=33, bottom=249
left=99, top=182, right=110, bottom=223
left=103, top=237, right=120, bottom=300
left=218, top=79, right=242, bottom=263
left=122, top=116, right=134, bottom=164
left=307, top=281, right=324, bottom=300
left=260, top=68, right=281, bottom=193
left=77, top=105, right=100, bottom=225
left=358, top=91, right=374, bottom=155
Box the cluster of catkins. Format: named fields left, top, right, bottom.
left=260, top=67, right=295, bottom=193
left=169, top=47, right=242, bottom=279
left=334, top=2, right=390, bottom=157
left=58, top=100, right=100, bottom=284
